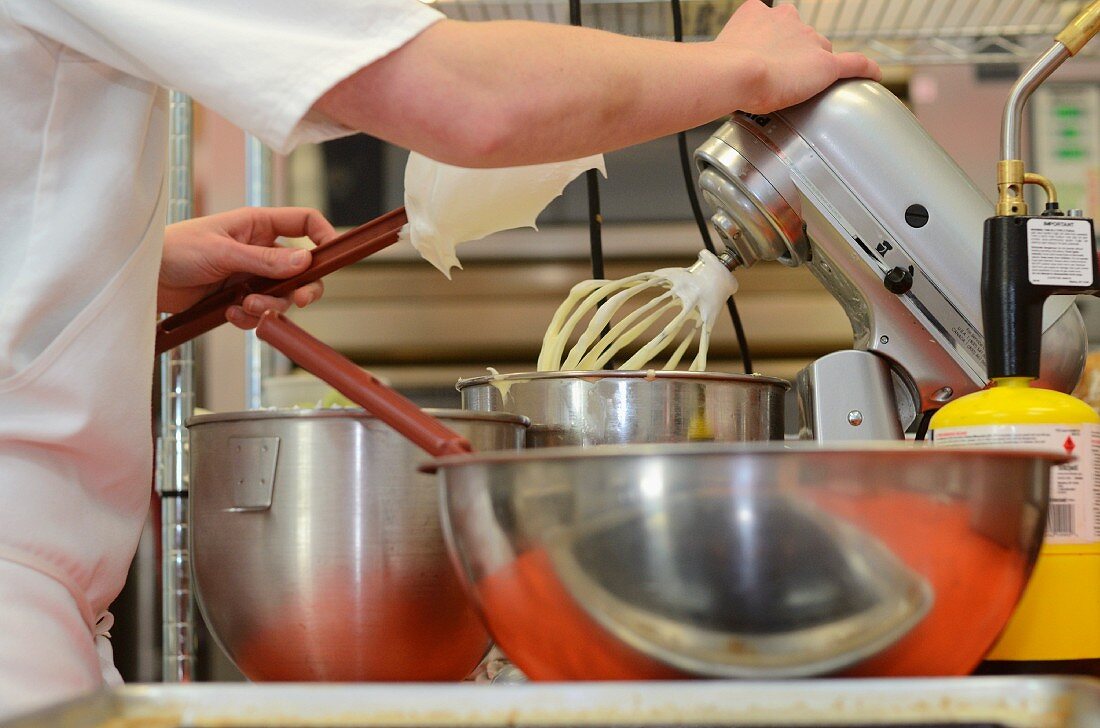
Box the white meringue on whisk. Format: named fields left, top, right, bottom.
left=538, top=249, right=739, bottom=372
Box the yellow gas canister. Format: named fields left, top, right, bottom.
left=929, top=378, right=1100, bottom=675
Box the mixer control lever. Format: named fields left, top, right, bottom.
left=883, top=266, right=914, bottom=295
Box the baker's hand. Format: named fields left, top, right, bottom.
left=158, top=207, right=337, bottom=329
left=716, top=0, right=881, bottom=114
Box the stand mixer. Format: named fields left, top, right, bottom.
left=694, top=80, right=1089, bottom=441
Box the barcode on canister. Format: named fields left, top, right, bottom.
left=1046, top=502, right=1076, bottom=537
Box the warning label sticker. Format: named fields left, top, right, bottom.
left=932, top=422, right=1100, bottom=546
left=1027, top=218, right=1094, bottom=287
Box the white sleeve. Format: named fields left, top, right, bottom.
left=4, top=0, right=445, bottom=153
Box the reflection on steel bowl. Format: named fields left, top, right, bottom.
left=458, top=370, right=789, bottom=447
left=187, top=408, right=526, bottom=682
left=431, top=442, right=1061, bottom=679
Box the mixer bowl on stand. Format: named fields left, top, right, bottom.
left=458, top=370, right=788, bottom=447
left=187, top=407, right=526, bottom=682
left=432, top=442, right=1061, bottom=679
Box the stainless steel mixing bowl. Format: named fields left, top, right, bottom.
left=432, top=442, right=1061, bottom=680
left=458, top=371, right=788, bottom=447
left=187, top=408, right=527, bottom=682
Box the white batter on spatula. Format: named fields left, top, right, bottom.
left=400, top=152, right=606, bottom=278
left=538, top=250, right=738, bottom=372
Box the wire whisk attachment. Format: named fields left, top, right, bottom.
left=538, top=249, right=740, bottom=372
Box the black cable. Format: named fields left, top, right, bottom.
left=913, top=409, right=936, bottom=441
left=569, top=0, right=605, bottom=282
left=585, top=170, right=605, bottom=279
left=671, top=0, right=753, bottom=374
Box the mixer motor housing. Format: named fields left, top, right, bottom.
left=694, top=80, right=1089, bottom=440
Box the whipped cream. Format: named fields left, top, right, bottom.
left=538, top=250, right=738, bottom=372
left=401, top=152, right=606, bottom=278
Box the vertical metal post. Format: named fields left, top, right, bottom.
left=157, top=90, right=195, bottom=683
left=244, top=134, right=274, bottom=409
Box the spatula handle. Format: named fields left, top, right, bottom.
left=155, top=207, right=408, bottom=355
left=255, top=311, right=472, bottom=458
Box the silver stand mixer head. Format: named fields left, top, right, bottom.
left=694, top=80, right=1088, bottom=440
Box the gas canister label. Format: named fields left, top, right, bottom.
left=932, top=423, right=1100, bottom=546
left=1026, top=218, right=1093, bottom=287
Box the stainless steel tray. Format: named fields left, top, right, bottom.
left=5, top=677, right=1100, bottom=727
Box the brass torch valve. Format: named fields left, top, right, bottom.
left=995, top=162, right=1059, bottom=218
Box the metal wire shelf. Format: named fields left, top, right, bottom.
left=431, top=0, right=1095, bottom=65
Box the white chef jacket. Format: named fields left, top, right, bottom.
left=0, top=0, right=443, bottom=717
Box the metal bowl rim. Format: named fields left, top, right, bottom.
left=455, top=370, right=791, bottom=391
left=187, top=407, right=530, bottom=428
left=423, top=440, right=1068, bottom=472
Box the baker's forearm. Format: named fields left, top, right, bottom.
left=313, top=1, right=880, bottom=167
left=315, top=20, right=764, bottom=167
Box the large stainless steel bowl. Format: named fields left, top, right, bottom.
left=188, top=408, right=527, bottom=682
left=458, top=371, right=789, bottom=447
left=432, top=442, right=1061, bottom=679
